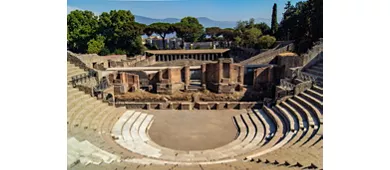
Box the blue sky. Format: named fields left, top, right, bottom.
left=68, top=0, right=303, bottom=21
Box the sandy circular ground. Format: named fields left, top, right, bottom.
left=143, top=109, right=245, bottom=151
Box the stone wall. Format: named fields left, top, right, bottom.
left=301, top=41, right=323, bottom=69
left=240, top=42, right=295, bottom=65
left=76, top=53, right=126, bottom=69
left=205, top=63, right=220, bottom=84
left=252, top=65, right=283, bottom=91
left=276, top=54, right=304, bottom=78
left=168, top=68, right=182, bottom=84
left=204, top=59, right=244, bottom=93
left=114, top=101, right=262, bottom=110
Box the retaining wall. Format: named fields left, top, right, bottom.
left=114, top=101, right=262, bottom=110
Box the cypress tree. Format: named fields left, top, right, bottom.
left=271, top=3, right=278, bottom=35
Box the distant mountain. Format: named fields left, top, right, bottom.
left=135, top=15, right=273, bottom=29
left=135, top=15, right=239, bottom=29
left=134, top=15, right=180, bottom=25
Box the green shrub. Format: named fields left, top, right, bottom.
left=98, top=47, right=110, bottom=56
left=113, top=49, right=126, bottom=55
left=258, top=35, right=276, bottom=49
left=87, top=35, right=105, bottom=54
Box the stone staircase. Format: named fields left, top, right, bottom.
left=301, top=59, right=323, bottom=87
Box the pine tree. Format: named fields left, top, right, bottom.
left=271, top=3, right=278, bottom=35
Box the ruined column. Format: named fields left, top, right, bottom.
left=201, top=63, right=207, bottom=87
left=167, top=68, right=172, bottom=83
left=239, top=65, right=244, bottom=84
left=184, top=65, right=190, bottom=90
left=158, top=70, right=163, bottom=81
left=218, top=60, right=223, bottom=82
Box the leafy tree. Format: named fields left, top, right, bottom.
left=99, top=47, right=110, bottom=56
left=143, top=26, right=153, bottom=37
left=254, top=22, right=271, bottom=35
left=97, top=10, right=144, bottom=56
left=113, top=49, right=126, bottom=55
left=278, top=0, right=323, bottom=53
left=148, top=22, right=174, bottom=49
left=311, top=0, right=323, bottom=41
left=242, top=27, right=262, bottom=48
left=67, top=10, right=98, bottom=53
left=87, top=35, right=105, bottom=54
left=234, top=37, right=243, bottom=46
left=271, top=3, right=278, bottom=35
left=220, top=28, right=235, bottom=47
left=174, top=17, right=204, bottom=43
left=258, top=35, right=276, bottom=49
left=205, top=27, right=222, bottom=47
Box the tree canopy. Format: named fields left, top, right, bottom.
left=67, top=9, right=145, bottom=56
left=67, top=10, right=98, bottom=53
left=277, top=0, right=323, bottom=53
left=271, top=3, right=278, bottom=35
left=174, top=17, right=204, bottom=43
left=67, top=1, right=322, bottom=54
left=148, top=22, right=175, bottom=49
left=87, top=35, right=105, bottom=54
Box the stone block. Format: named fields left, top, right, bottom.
left=196, top=102, right=209, bottom=110
left=158, top=103, right=169, bottom=110
left=126, top=103, right=146, bottom=109
left=145, top=103, right=151, bottom=110
left=216, top=102, right=226, bottom=110
left=239, top=102, right=253, bottom=109
left=227, top=102, right=239, bottom=109
left=180, top=102, right=192, bottom=110
left=150, top=103, right=159, bottom=109
left=170, top=102, right=180, bottom=110
left=208, top=103, right=217, bottom=110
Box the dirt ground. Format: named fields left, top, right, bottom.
left=142, top=109, right=245, bottom=151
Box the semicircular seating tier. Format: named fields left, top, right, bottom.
left=67, top=59, right=323, bottom=169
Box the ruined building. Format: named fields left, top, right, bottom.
left=203, top=58, right=244, bottom=94
left=111, top=72, right=140, bottom=94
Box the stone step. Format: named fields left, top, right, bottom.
left=262, top=106, right=286, bottom=146
left=305, top=69, right=322, bottom=77
left=271, top=106, right=290, bottom=134
left=311, top=65, right=323, bottom=71
left=312, top=85, right=323, bottom=94
left=275, top=105, right=298, bottom=131
left=299, top=92, right=323, bottom=111
left=280, top=102, right=305, bottom=129
left=286, top=98, right=315, bottom=127
left=306, top=89, right=323, bottom=102
left=293, top=95, right=323, bottom=124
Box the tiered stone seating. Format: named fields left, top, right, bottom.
left=110, top=111, right=275, bottom=162
left=67, top=58, right=323, bottom=169
left=301, top=59, right=323, bottom=86
left=239, top=86, right=323, bottom=169
left=67, top=137, right=120, bottom=168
